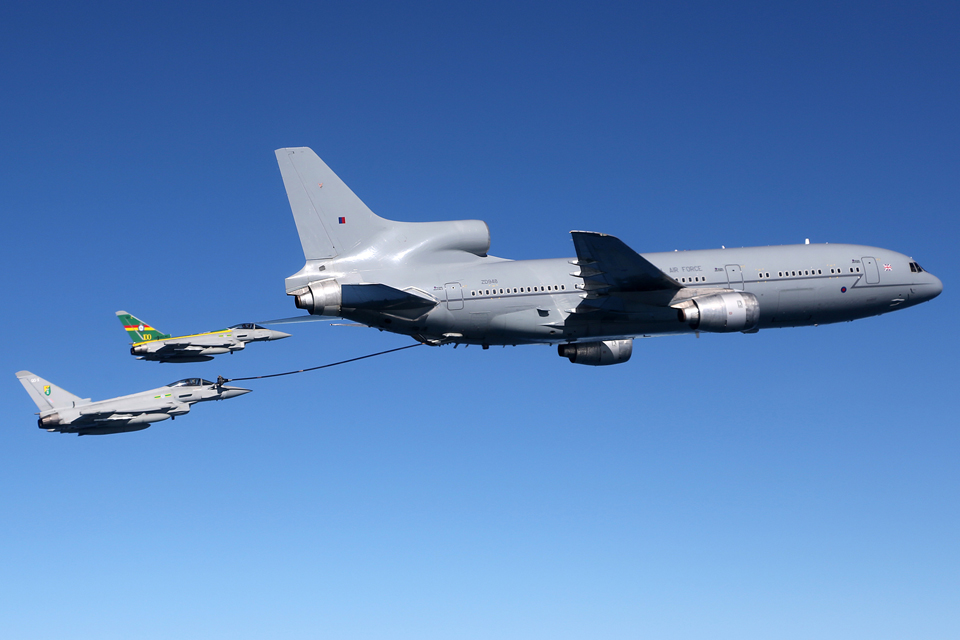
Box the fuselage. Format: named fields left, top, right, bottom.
left=312, top=242, right=942, bottom=346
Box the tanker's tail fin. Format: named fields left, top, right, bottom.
left=275, top=147, right=392, bottom=260
left=15, top=371, right=90, bottom=411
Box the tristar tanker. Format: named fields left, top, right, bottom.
left=15, top=371, right=250, bottom=436
left=275, top=147, right=943, bottom=366
left=117, top=311, right=290, bottom=363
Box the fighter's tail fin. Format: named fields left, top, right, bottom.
left=16, top=371, right=89, bottom=411
left=115, top=311, right=172, bottom=343
left=275, top=147, right=392, bottom=260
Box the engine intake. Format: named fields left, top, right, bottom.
left=558, top=339, right=633, bottom=366
left=293, top=279, right=342, bottom=316
left=678, top=291, right=760, bottom=332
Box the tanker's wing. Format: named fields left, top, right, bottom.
left=570, top=231, right=681, bottom=298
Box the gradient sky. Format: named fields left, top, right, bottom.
left=1, top=3, right=957, bottom=639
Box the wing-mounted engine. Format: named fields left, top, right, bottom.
left=558, top=339, right=633, bottom=366
left=676, top=291, right=760, bottom=333
left=292, top=280, right=438, bottom=318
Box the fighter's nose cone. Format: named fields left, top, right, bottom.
left=269, top=330, right=292, bottom=340
left=221, top=386, right=252, bottom=399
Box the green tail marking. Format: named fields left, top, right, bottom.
left=115, top=311, right=172, bottom=343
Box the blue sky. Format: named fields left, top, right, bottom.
left=1, top=2, right=957, bottom=638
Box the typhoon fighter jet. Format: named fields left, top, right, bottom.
left=16, top=371, right=250, bottom=436
left=274, top=147, right=943, bottom=366
left=116, top=311, right=290, bottom=362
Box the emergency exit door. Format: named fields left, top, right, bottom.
left=445, top=282, right=464, bottom=310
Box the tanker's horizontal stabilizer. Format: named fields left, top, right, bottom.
left=341, top=284, right=438, bottom=312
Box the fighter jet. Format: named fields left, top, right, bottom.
left=15, top=371, right=250, bottom=436
left=116, top=311, right=290, bottom=362
left=273, top=148, right=944, bottom=366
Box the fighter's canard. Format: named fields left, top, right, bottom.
left=276, top=147, right=943, bottom=365
left=16, top=371, right=250, bottom=436
left=116, top=311, right=290, bottom=363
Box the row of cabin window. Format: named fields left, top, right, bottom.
left=471, top=284, right=567, bottom=297
left=679, top=276, right=706, bottom=283
left=755, top=266, right=862, bottom=279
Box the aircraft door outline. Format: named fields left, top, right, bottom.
left=862, top=257, right=880, bottom=284
left=444, top=282, right=464, bottom=310
left=725, top=264, right=744, bottom=291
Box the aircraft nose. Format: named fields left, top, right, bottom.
left=268, top=330, right=291, bottom=340
left=220, top=386, right=252, bottom=399
left=928, top=273, right=943, bottom=299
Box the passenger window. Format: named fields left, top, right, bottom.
left=561, top=284, right=565, bottom=290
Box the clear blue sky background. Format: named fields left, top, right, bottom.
left=1, top=3, right=957, bottom=639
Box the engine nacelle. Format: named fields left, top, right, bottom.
left=293, top=279, right=342, bottom=316
left=558, top=339, right=633, bottom=366
left=677, top=291, right=760, bottom=332
left=38, top=413, right=61, bottom=429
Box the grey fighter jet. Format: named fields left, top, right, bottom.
left=275, top=147, right=943, bottom=366
left=16, top=371, right=250, bottom=435
left=117, top=311, right=290, bottom=363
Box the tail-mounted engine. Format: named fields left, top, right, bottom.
left=558, top=339, right=633, bottom=366
left=677, top=291, right=760, bottom=332
left=293, top=279, right=342, bottom=316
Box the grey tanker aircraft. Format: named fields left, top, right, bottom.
left=276, top=147, right=942, bottom=365
left=16, top=371, right=250, bottom=435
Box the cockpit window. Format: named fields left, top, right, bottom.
left=229, top=323, right=267, bottom=330
left=909, top=262, right=925, bottom=273
left=167, top=378, right=214, bottom=388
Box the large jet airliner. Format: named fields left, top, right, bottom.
left=275, top=148, right=942, bottom=365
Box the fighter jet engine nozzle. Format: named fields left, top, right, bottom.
left=294, top=279, right=342, bottom=316
left=558, top=339, right=633, bottom=366
left=678, top=291, right=760, bottom=333
left=38, top=413, right=61, bottom=429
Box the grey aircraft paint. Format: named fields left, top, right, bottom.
left=276, top=148, right=942, bottom=365
left=16, top=371, right=251, bottom=435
